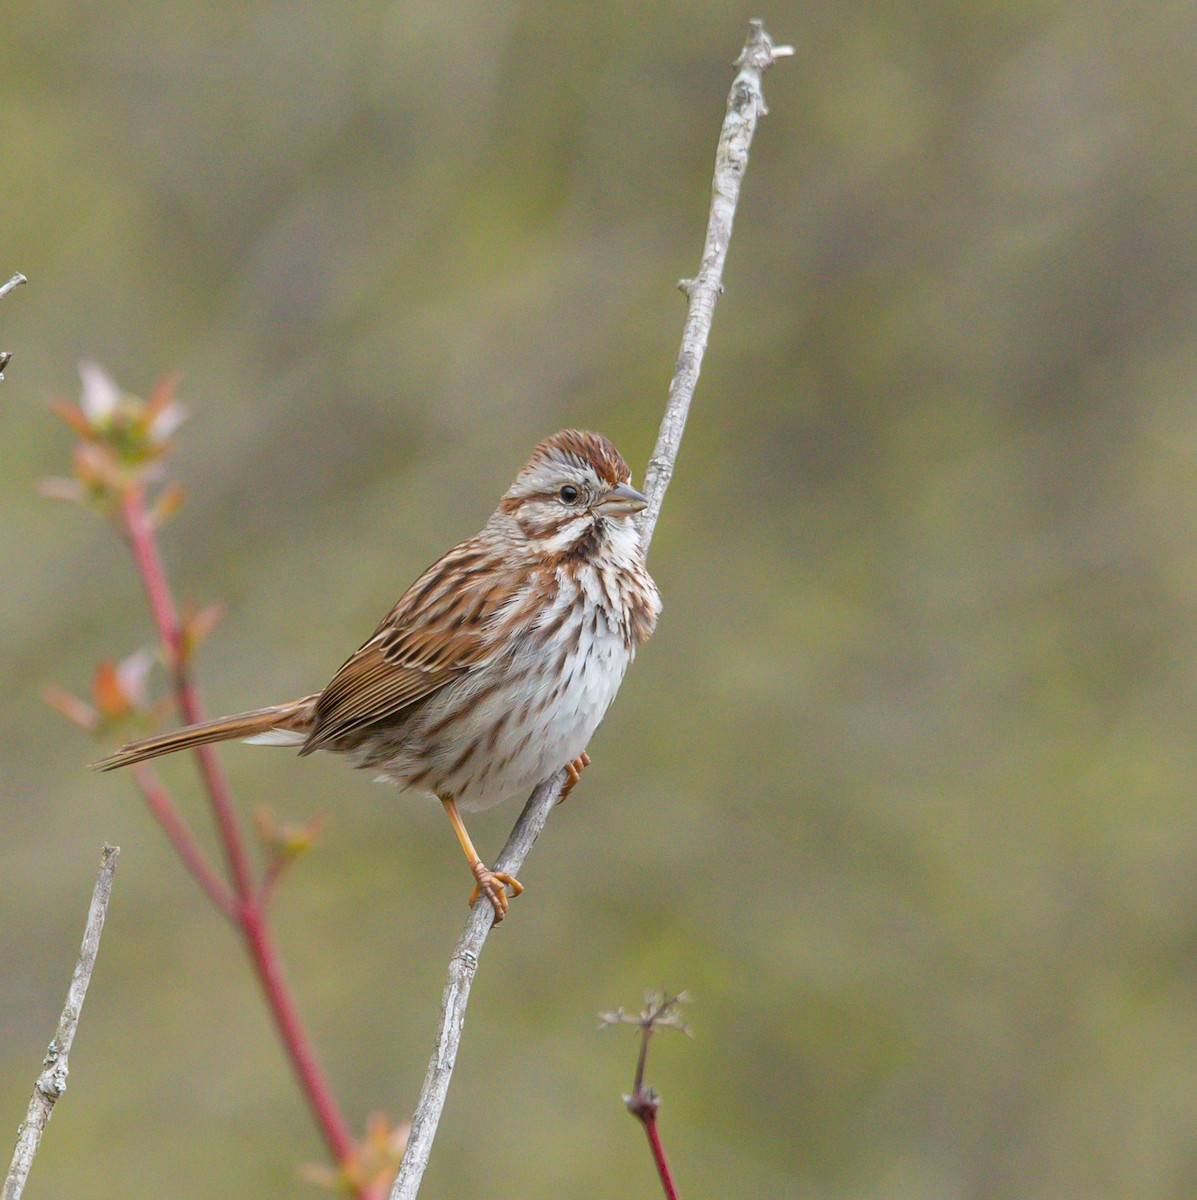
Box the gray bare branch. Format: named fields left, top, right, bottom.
left=391, top=21, right=790, bottom=1198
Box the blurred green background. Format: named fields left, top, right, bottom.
left=5, top=1, right=1197, bottom=1197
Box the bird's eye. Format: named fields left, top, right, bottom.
left=559, top=485, right=580, bottom=503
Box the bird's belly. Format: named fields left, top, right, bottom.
left=412, top=624, right=634, bottom=812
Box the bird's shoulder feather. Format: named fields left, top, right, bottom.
left=302, top=536, right=516, bottom=753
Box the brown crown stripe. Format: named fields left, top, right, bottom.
left=526, top=430, right=631, bottom=486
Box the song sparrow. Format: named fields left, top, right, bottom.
left=97, top=430, right=661, bottom=921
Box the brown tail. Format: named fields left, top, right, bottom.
left=93, top=696, right=318, bottom=771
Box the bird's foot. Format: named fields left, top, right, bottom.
left=469, top=862, right=524, bottom=922
left=557, top=751, right=591, bottom=804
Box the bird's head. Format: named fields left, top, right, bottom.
left=497, top=430, right=648, bottom=559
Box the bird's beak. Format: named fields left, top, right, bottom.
left=593, top=481, right=648, bottom=517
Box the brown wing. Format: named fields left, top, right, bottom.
left=300, top=538, right=509, bottom=753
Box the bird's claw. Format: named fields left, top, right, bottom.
left=469, top=864, right=524, bottom=922
left=557, top=751, right=591, bottom=804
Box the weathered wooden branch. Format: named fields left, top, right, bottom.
left=390, top=20, right=791, bottom=1199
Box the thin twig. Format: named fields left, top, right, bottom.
left=0, top=272, right=26, bottom=378
left=601, top=989, right=690, bottom=1199
left=0, top=273, right=26, bottom=301
left=638, top=19, right=792, bottom=547
left=390, top=21, right=790, bottom=1199
left=3, top=845, right=119, bottom=1200
left=131, top=764, right=238, bottom=921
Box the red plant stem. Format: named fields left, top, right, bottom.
left=239, top=904, right=358, bottom=1166
left=131, top=764, right=238, bottom=921
left=117, top=484, right=373, bottom=1194
left=628, top=1026, right=680, bottom=1200
left=119, top=486, right=256, bottom=903
left=640, top=1113, right=679, bottom=1200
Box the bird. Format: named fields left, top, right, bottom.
left=96, top=430, right=661, bottom=921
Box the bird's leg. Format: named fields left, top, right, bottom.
left=441, top=796, right=523, bottom=922
left=556, top=751, right=591, bottom=804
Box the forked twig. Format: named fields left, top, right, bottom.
left=3, top=845, right=119, bottom=1200
left=390, top=20, right=791, bottom=1199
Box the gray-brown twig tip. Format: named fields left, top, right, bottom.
left=0, top=273, right=27, bottom=380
